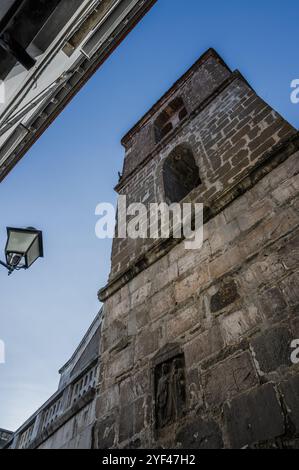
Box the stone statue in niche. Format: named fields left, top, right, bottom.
left=155, top=355, right=186, bottom=429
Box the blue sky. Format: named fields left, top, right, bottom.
left=0, top=0, right=298, bottom=431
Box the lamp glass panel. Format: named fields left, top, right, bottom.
left=6, top=230, right=37, bottom=255
left=26, top=237, right=41, bottom=267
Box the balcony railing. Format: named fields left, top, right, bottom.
left=42, top=395, right=63, bottom=431
left=12, top=362, right=98, bottom=448
left=18, top=422, right=34, bottom=449
left=70, top=364, right=97, bottom=405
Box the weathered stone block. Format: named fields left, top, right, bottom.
left=224, top=384, right=285, bottom=448
left=134, top=369, right=150, bottom=397
left=152, top=262, right=178, bottom=293
left=209, top=246, right=243, bottom=280
left=176, top=240, right=211, bottom=276
left=251, top=327, right=293, bottom=373
left=239, top=209, right=298, bottom=259
left=210, top=280, right=239, bottom=313
left=292, top=317, right=299, bottom=338
left=259, top=287, right=287, bottom=320
left=119, top=377, right=136, bottom=405
left=123, top=438, right=142, bottom=449
left=133, top=304, right=150, bottom=331
left=247, top=254, right=286, bottom=287
left=281, top=272, right=299, bottom=307
left=267, top=209, right=299, bottom=243
left=203, top=352, right=258, bottom=407
left=280, top=376, right=299, bottom=433
left=186, top=368, right=204, bottom=410
left=151, top=285, right=175, bottom=320
left=108, top=346, right=134, bottom=379
left=134, top=397, right=146, bottom=435
left=223, top=193, right=250, bottom=223
left=278, top=231, right=299, bottom=271
left=166, top=304, right=199, bottom=340
left=119, top=404, right=134, bottom=443
left=176, top=418, right=223, bottom=449
left=196, top=261, right=210, bottom=292
left=220, top=307, right=260, bottom=345
left=102, top=320, right=128, bottom=352
left=174, top=272, right=199, bottom=304
left=185, top=325, right=224, bottom=368
left=96, top=416, right=116, bottom=449
left=177, top=250, right=200, bottom=276
left=268, top=151, right=299, bottom=189
left=168, top=241, right=188, bottom=265
left=272, top=179, right=298, bottom=205
left=96, top=386, right=119, bottom=416
left=109, top=298, right=131, bottom=320
left=135, top=328, right=160, bottom=358
left=210, top=220, right=240, bottom=253
left=131, top=282, right=152, bottom=308
left=237, top=199, right=273, bottom=232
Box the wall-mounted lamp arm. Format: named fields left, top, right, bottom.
left=0, top=260, right=26, bottom=275
left=0, top=260, right=10, bottom=271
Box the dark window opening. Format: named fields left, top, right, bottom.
left=163, top=145, right=201, bottom=204
left=178, top=107, right=188, bottom=121
left=154, top=97, right=187, bottom=143
left=160, top=122, right=173, bottom=140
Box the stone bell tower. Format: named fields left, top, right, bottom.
left=95, top=49, right=299, bottom=449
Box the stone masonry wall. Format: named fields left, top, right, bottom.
left=95, top=50, right=299, bottom=449
left=95, top=149, right=299, bottom=449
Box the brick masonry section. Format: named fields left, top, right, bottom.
left=109, top=50, right=295, bottom=281
left=95, top=49, right=299, bottom=449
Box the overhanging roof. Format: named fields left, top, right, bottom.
left=0, top=0, right=157, bottom=182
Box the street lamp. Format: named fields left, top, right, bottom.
left=0, top=227, right=43, bottom=275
